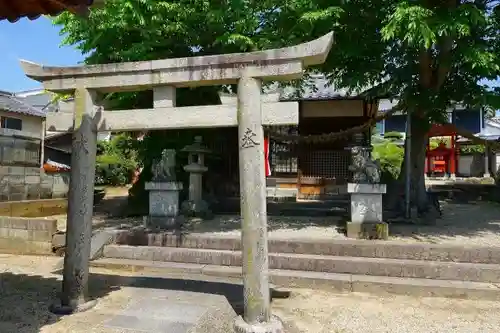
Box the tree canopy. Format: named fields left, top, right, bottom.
left=55, top=0, right=500, bottom=114
left=54, top=0, right=500, bottom=213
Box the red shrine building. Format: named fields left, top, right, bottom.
left=379, top=100, right=496, bottom=178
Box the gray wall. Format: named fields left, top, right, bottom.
left=0, top=166, right=69, bottom=201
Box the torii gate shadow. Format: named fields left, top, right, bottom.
left=0, top=269, right=289, bottom=331
left=50, top=269, right=290, bottom=316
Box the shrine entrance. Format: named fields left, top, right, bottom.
left=425, top=124, right=458, bottom=178
left=266, top=98, right=375, bottom=200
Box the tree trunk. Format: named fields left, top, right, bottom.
left=386, top=112, right=431, bottom=217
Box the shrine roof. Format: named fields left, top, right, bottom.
left=278, top=74, right=369, bottom=101
left=0, top=0, right=95, bottom=22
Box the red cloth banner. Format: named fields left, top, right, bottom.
left=264, top=136, right=271, bottom=177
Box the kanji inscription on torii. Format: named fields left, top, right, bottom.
left=241, top=128, right=260, bottom=149
left=21, top=31, right=334, bottom=333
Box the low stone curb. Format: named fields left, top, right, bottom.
left=102, top=245, right=500, bottom=283
left=52, top=230, right=117, bottom=272
left=113, top=230, right=500, bottom=264
left=90, top=258, right=500, bottom=301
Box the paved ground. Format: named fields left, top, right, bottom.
left=1, top=255, right=500, bottom=333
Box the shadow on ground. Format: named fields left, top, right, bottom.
left=0, top=269, right=288, bottom=332
left=387, top=201, right=500, bottom=242
left=0, top=272, right=117, bottom=333
left=90, top=185, right=500, bottom=244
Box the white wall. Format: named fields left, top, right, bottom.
left=458, top=155, right=474, bottom=176
left=0, top=110, right=43, bottom=139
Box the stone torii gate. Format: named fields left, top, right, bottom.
left=21, top=32, right=333, bottom=332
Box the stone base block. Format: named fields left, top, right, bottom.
left=103, top=288, right=236, bottom=333
left=143, top=215, right=185, bottom=230
left=181, top=199, right=214, bottom=220
left=234, top=315, right=285, bottom=333
left=346, top=221, right=389, bottom=240
left=49, top=299, right=97, bottom=315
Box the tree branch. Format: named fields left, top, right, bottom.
left=419, top=49, right=433, bottom=88
left=434, top=36, right=454, bottom=90
left=433, top=0, right=458, bottom=89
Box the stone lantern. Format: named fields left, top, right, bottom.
left=180, top=136, right=213, bottom=219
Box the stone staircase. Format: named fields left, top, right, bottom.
left=90, top=232, right=500, bottom=300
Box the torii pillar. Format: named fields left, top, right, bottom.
left=20, top=32, right=334, bottom=332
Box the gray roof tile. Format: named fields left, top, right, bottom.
left=0, top=91, right=46, bottom=117
left=278, top=74, right=363, bottom=101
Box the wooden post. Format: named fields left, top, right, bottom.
left=450, top=134, right=456, bottom=179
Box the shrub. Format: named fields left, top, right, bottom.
left=384, top=131, right=404, bottom=140
left=372, top=140, right=404, bottom=181
left=95, top=133, right=138, bottom=186
left=95, top=153, right=136, bottom=186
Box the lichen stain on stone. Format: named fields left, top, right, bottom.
left=74, top=87, right=86, bottom=130
left=246, top=245, right=253, bottom=275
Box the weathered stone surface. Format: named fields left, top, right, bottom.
left=53, top=230, right=117, bottom=270
left=102, top=289, right=236, bottom=333
left=0, top=238, right=53, bottom=254
left=57, top=88, right=99, bottom=313
left=148, top=187, right=182, bottom=217
left=90, top=258, right=500, bottom=301
left=346, top=221, right=389, bottom=240
left=234, top=315, right=284, bottom=333
left=44, top=102, right=300, bottom=132
left=102, top=244, right=500, bottom=283
left=348, top=183, right=386, bottom=224
left=0, top=216, right=56, bottom=231
left=111, top=230, right=500, bottom=264
left=21, top=32, right=334, bottom=92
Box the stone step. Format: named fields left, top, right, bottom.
left=113, top=232, right=500, bottom=264
left=90, top=258, right=500, bottom=301
left=102, top=245, right=500, bottom=283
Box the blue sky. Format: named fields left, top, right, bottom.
left=0, top=17, right=498, bottom=94
left=0, top=17, right=83, bottom=92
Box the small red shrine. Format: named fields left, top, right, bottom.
left=425, top=124, right=459, bottom=177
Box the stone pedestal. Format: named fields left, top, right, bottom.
left=347, top=183, right=388, bottom=240
left=145, top=182, right=184, bottom=229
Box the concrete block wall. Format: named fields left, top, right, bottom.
left=0, top=198, right=68, bottom=217
left=0, top=216, right=57, bottom=254
left=0, top=166, right=70, bottom=201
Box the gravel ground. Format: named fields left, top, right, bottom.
left=187, top=201, right=500, bottom=246
left=55, top=192, right=500, bottom=246
left=1, top=255, right=500, bottom=333
left=273, top=289, right=500, bottom=333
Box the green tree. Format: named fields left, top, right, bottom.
left=53, top=0, right=279, bottom=212
left=54, top=0, right=500, bottom=215
left=95, top=133, right=138, bottom=186
left=261, top=0, right=500, bottom=213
